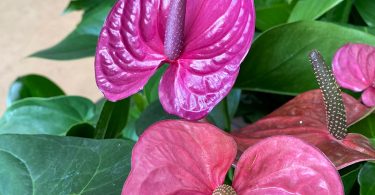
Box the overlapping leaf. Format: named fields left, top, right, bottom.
left=233, top=89, right=375, bottom=169
left=0, top=134, right=134, bottom=194
left=7, top=74, right=64, bottom=106
left=0, top=96, right=96, bottom=135
left=235, top=21, right=375, bottom=95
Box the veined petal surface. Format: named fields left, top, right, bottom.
left=232, top=136, right=344, bottom=195
left=159, top=0, right=255, bottom=120
left=122, top=120, right=237, bottom=194
left=362, top=87, right=375, bottom=106
left=332, top=43, right=375, bottom=92
left=233, top=90, right=375, bottom=169
left=95, top=0, right=166, bottom=101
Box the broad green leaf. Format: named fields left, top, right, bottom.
left=350, top=5, right=368, bottom=26
left=321, top=0, right=353, bottom=23
left=143, top=65, right=168, bottom=103
left=93, top=97, right=106, bottom=123
left=0, top=96, right=95, bottom=135
left=236, top=21, right=375, bottom=95
left=207, top=89, right=241, bottom=131
left=355, top=0, right=375, bottom=27
left=120, top=96, right=145, bottom=141
left=359, top=162, right=375, bottom=195
left=288, top=0, right=344, bottom=22
left=135, top=101, right=178, bottom=136
left=371, top=139, right=375, bottom=147
left=255, top=0, right=294, bottom=31
left=64, top=0, right=103, bottom=14
left=0, top=134, right=134, bottom=195
left=32, top=0, right=116, bottom=60
left=95, top=98, right=130, bottom=139
left=7, top=74, right=64, bottom=106
left=340, top=164, right=362, bottom=195
left=67, top=123, right=95, bottom=138
left=339, top=24, right=375, bottom=36
left=349, top=114, right=375, bottom=138
left=236, top=91, right=292, bottom=123
left=31, top=34, right=98, bottom=60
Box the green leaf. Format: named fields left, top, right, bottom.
left=288, top=0, right=343, bottom=22
left=31, top=34, right=98, bottom=60
left=0, top=134, right=134, bottom=194
left=31, top=0, right=116, bottom=60
left=371, top=139, right=375, bottom=147
left=349, top=114, right=375, bottom=138
left=0, top=96, right=95, bottom=135
left=7, top=74, right=64, bottom=106
left=64, top=0, right=103, bottom=14
left=236, top=21, right=375, bottom=95
left=321, top=0, right=353, bottom=23
left=95, top=98, right=130, bottom=139
left=143, top=65, right=168, bottom=103
left=207, top=89, right=241, bottom=131
left=66, top=123, right=95, bottom=138
left=135, top=101, right=178, bottom=136
left=92, top=98, right=106, bottom=123
left=340, top=164, right=362, bottom=195
left=349, top=5, right=368, bottom=26
left=236, top=91, right=292, bottom=123
left=121, top=96, right=145, bottom=141
left=255, top=0, right=294, bottom=31
left=359, top=162, right=375, bottom=195
left=355, top=0, right=375, bottom=27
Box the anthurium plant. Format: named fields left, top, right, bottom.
left=2, top=0, right=375, bottom=194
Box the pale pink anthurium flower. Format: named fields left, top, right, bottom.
left=333, top=43, right=375, bottom=107
left=122, top=120, right=344, bottom=195
left=95, top=0, right=255, bottom=120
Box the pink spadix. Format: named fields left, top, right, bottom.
left=164, top=0, right=186, bottom=61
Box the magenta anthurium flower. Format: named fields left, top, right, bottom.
left=233, top=90, right=375, bottom=170
left=333, top=43, right=375, bottom=107
left=122, top=120, right=343, bottom=194
left=95, top=0, right=255, bottom=120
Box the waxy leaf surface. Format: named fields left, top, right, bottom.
left=0, top=134, right=134, bottom=195
left=233, top=90, right=375, bottom=169
left=235, top=21, right=375, bottom=96
left=0, top=96, right=95, bottom=135
left=7, top=74, right=64, bottom=106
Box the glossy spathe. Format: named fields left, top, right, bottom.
left=122, top=120, right=343, bottom=195
left=233, top=90, right=375, bottom=170
left=333, top=43, right=375, bottom=107
left=95, top=0, right=255, bottom=120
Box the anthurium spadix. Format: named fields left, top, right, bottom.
left=122, top=120, right=343, bottom=195
left=233, top=51, right=375, bottom=170
left=95, top=0, right=255, bottom=120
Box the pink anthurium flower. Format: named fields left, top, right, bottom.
left=122, top=120, right=344, bottom=195
left=233, top=89, right=375, bottom=170
left=333, top=43, right=375, bottom=107
left=95, top=0, right=255, bottom=120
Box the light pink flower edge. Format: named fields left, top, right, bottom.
left=333, top=43, right=375, bottom=107
left=122, top=120, right=343, bottom=195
